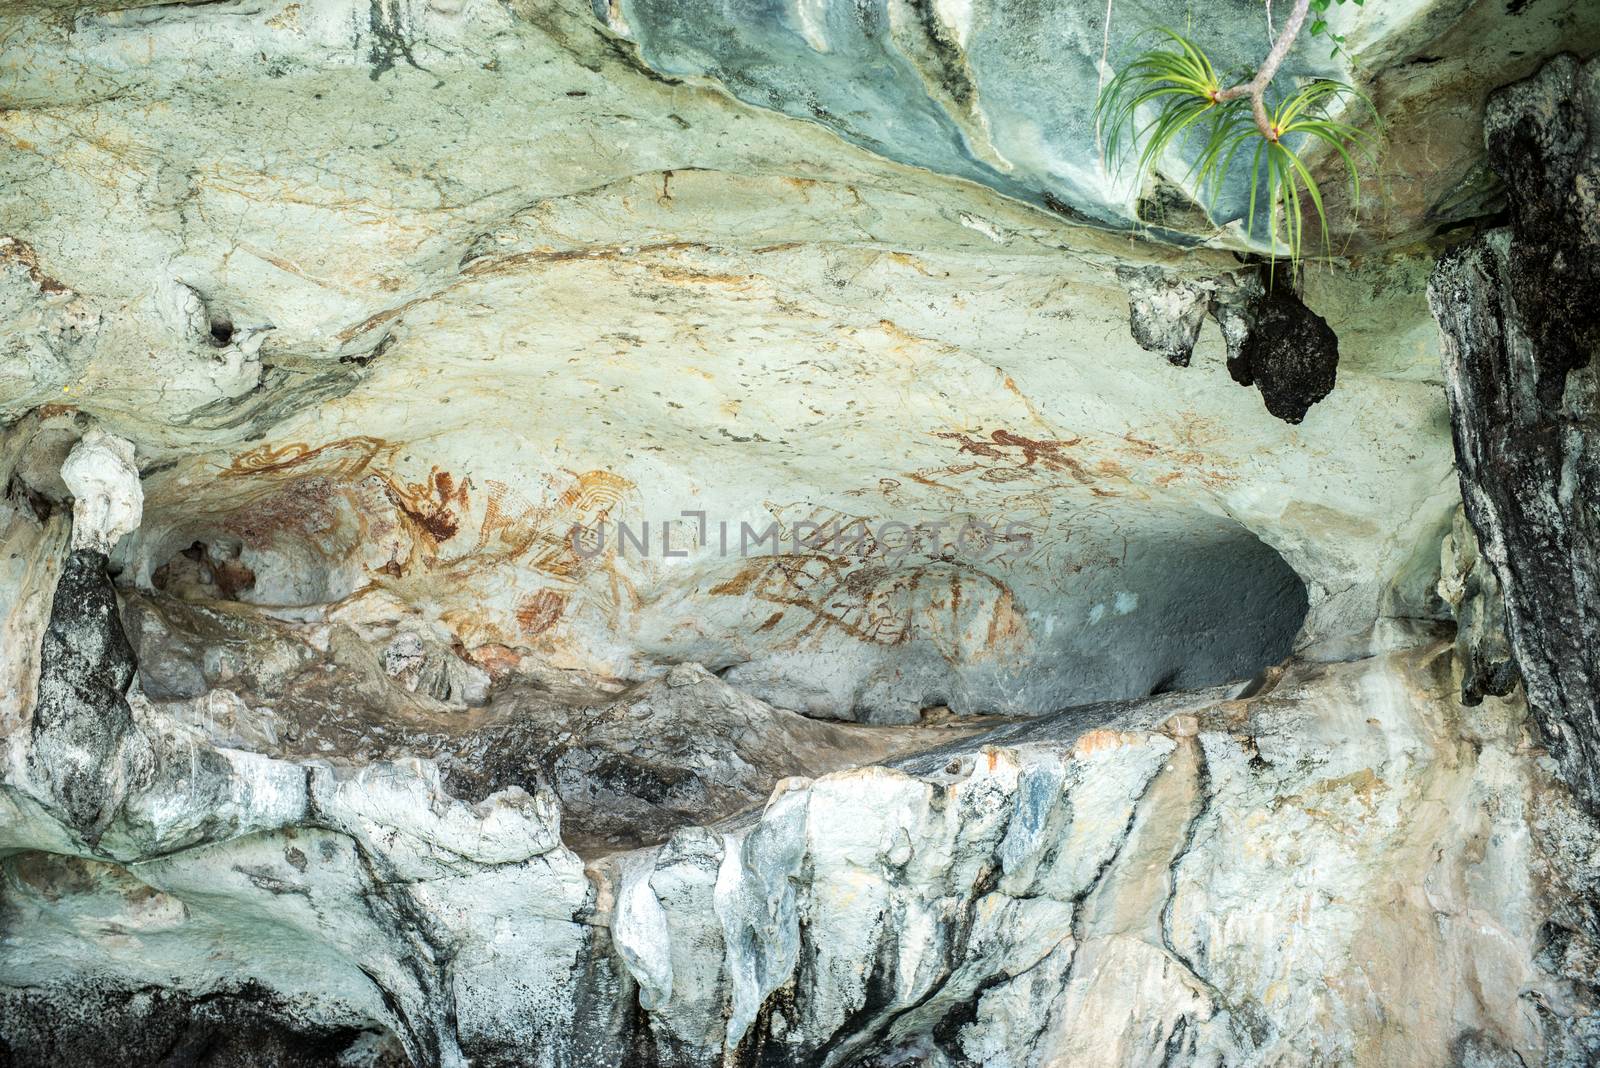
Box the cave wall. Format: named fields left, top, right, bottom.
left=4, top=541, right=1597, bottom=1066
left=1429, top=53, right=1600, bottom=810
left=0, top=0, right=1479, bottom=717
left=1, top=2, right=1599, bottom=1066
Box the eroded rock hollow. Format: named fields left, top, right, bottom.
left=2, top=1, right=1600, bottom=1065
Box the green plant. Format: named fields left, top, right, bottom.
left=1095, top=0, right=1377, bottom=270
left=1309, top=0, right=1364, bottom=61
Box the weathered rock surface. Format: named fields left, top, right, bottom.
left=1221, top=286, right=1341, bottom=426
left=4, top=460, right=1600, bottom=1065
left=2, top=2, right=1600, bottom=1065
left=1429, top=53, right=1600, bottom=811
left=24, top=547, right=151, bottom=844
left=1116, top=266, right=1214, bottom=367
left=601, top=0, right=1600, bottom=249
left=1118, top=267, right=1341, bottom=424
left=0, top=0, right=1506, bottom=701
left=5, top=581, right=1598, bottom=1065
left=25, top=432, right=152, bottom=841
left=433, top=661, right=986, bottom=855
left=1437, top=504, right=1520, bottom=708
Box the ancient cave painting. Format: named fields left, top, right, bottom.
left=707, top=516, right=1028, bottom=662
left=930, top=428, right=1100, bottom=488
left=919, top=424, right=1236, bottom=496
left=459, top=469, right=638, bottom=641
left=220, top=436, right=394, bottom=480
left=937, top=428, right=1083, bottom=466
left=221, top=476, right=344, bottom=545
left=1120, top=426, right=1236, bottom=491
left=378, top=466, right=471, bottom=548
left=481, top=469, right=633, bottom=579
left=515, top=589, right=569, bottom=638
left=212, top=437, right=637, bottom=645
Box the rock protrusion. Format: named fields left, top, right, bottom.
left=1437, top=507, right=1520, bottom=706
left=25, top=429, right=151, bottom=840
left=1116, top=266, right=1212, bottom=366
left=1120, top=268, right=1339, bottom=423
left=1221, top=284, right=1341, bottom=425
left=1428, top=53, right=1600, bottom=809
left=26, top=547, right=152, bottom=841
left=60, top=428, right=142, bottom=554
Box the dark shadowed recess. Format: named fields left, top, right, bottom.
left=0, top=982, right=406, bottom=1068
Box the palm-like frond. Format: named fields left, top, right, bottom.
left=1247, top=80, right=1377, bottom=270
left=1095, top=29, right=1238, bottom=187
left=1096, top=31, right=1378, bottom=271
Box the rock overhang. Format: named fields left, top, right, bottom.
left=0, top=0, right=1477, bottom=718
left=3, top=4, right=1600, bottom=1064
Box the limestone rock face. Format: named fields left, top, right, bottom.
left=0, top=0, right=1493, bottom=713
left=1437, top=505, right=1519, bottom=707
left=3, top=572, right=1597, bottom=1065
left=600, top=0, right=1600, bottom=248
left=0, top=2, right=1599, bottom=1065
left=1429, top=54, right=1600, bottom=811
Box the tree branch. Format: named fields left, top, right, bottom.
left=1215, top=0, right=1314, bottom=140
